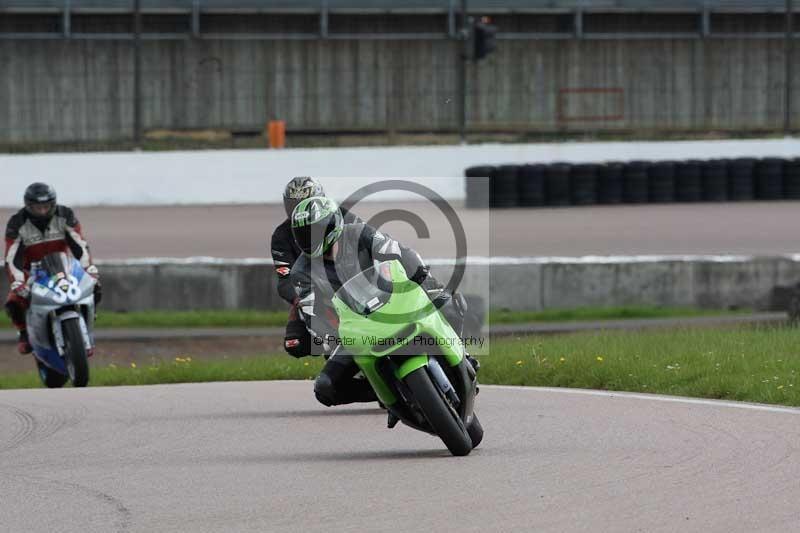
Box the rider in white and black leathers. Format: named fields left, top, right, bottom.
left=289, top=196, right=474, bottom=407
left=5, top=183, right=101, bottom=355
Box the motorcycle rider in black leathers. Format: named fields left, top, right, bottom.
left=270, top=177, right=359, bottom=357
left=289, top=196, right=475, bottom=407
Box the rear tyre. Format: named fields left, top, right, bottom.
left=405, top=367, right=472, bottom=457
left=62, top=318, right=89, bottom=388
left=36, top=361, right=68, bottom=389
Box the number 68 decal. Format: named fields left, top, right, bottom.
left=33, top=275, right=82, bottom=303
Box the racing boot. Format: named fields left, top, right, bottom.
left=17, top=329, right=32, bottom=355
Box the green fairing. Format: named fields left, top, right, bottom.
left=332, top=261, right=464, bottom=406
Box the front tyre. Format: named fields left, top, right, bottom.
left=405, top=367, right=472, bottom=457
left=36, top=361, right=68, bottom=389
left=467, top=414, right=484, bottom=449
left=62, top=318, right=89, bottom=388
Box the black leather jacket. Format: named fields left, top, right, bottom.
left=290, top=222, right=431, bottom=339
left=270, top=206, right=359, bottom=304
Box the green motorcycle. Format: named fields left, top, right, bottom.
left=331, top=260, right=483, bottom=456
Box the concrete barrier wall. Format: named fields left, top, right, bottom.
left=2, top=256, right=796, bottom=313
left=442, top=256, right=800, bottom=312
left=5, top=138, right=800, bottom=207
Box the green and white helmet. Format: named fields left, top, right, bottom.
left=291, top=196, right=344, bottom=257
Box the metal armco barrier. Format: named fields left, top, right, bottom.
left=465, top=158, right=800, bottom=208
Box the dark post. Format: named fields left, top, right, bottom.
left=133, top=0, right=143, bottom=145
left=458, top=0, right=468, bottom=144
left=63, top=0, right=71, bottom=38
left=786, top=0, right=794, bottom=133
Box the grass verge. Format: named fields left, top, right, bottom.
left=0, top=310, right=289, bottom=329
left=2, top=325, right=799, bottom=407
left=483, top=326, right=800, bottom=407
left=0, top=356, right=324, bottom=390
left=0, top=306, right=750, bottom=329
left=0, top=130, right=786, bottom=155
left=489, top=306, right=749, bottom=324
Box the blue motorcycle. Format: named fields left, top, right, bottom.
left=27, top=252, right=97, bottom=388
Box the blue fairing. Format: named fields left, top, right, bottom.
left=33, top=345, right=66, bottom=375
left=71, top=259, right=85, bottom=282
left=33, top=258, right=84, bottom=285
left=33, top=268, right=49, bottom=285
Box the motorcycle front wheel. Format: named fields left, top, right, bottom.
left=62, top=318, right=89, bottom=388
left=405, top=367, right=472, bottom=457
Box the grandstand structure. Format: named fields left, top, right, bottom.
left=1, top=1, right=799, bottom=144
left=0, top=1, right=796, bottom=40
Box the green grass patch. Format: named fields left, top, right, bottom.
left=0, top=306, right=749, bottom=330
left=0, top=355, right=325, bottom=390
left=0, top=130, right=786, bottom=155
left=0, top=310, right=288, bottom=329
left=3, top=325, right=800, bottom=408
left=483, top=326, right=800, bottom=407
left=489, top=306, right=749, bottom=324
left=92, top=310, right=289, bottom=329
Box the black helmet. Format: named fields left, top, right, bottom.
left=24, top=182, right=57, bottom=222
left=291, top=196, right=344, bottom=257
left=283, top=177, right=325, bottom=218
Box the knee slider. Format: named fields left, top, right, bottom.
left=314, top=373, right=336, bottom=407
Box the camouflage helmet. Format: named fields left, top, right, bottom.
left=283, top=177, right=325, bottom=218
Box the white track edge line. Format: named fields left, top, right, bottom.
left=484, top=385, right=800, bottom=415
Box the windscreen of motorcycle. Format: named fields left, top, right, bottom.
left=30, top=252, right=91, bottom=305
left=40, top=252, right=72, bottom=277
left=335, top=261, right=396, bottom=316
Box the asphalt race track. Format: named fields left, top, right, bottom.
left=3, top=201, right=800, bottom=532
left=1, top=381, right=799, bottom=533
left=2, top=201, right=799, bottom=259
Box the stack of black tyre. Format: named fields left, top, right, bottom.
left=675, top=160, right=703, bottom=202
left=465, top=157, right=800, bottom=208
left=648, top=161, right=676, bottom=203
left=755, top=158, right=783, bottom=200
left=570, top=164, right=599, bottom=205
left=786, top=159, right=800, bottom=200
left=729, top=158, right=756, bottom=201
left=545, top=163, right=571, bottom=206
